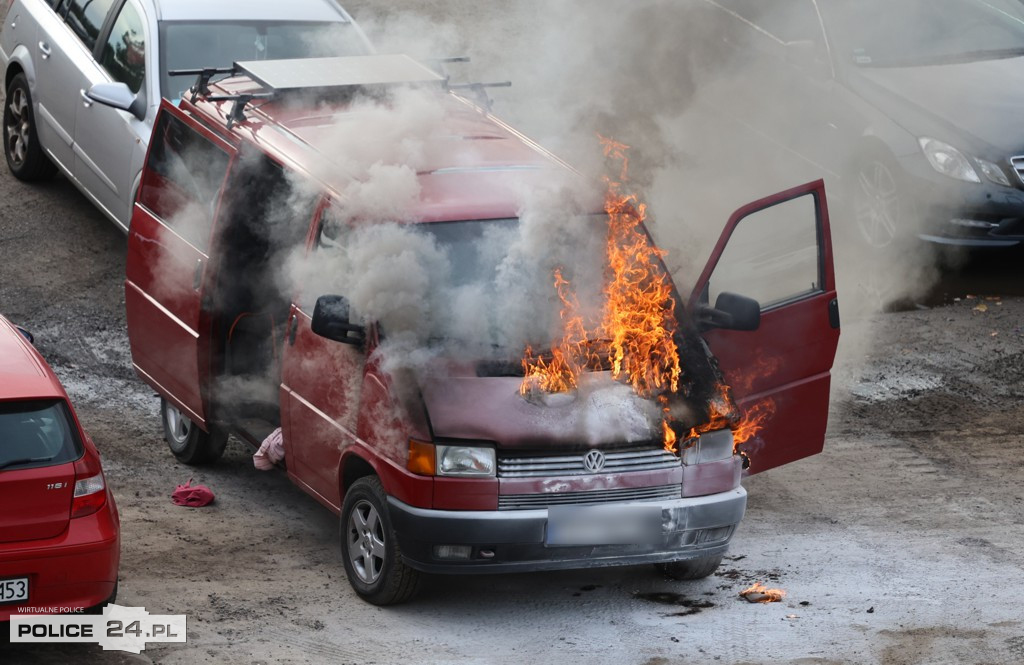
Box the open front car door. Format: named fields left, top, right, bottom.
left=689, top=180, right=840, bottom=474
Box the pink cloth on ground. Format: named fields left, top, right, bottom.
left=171, top=479, right=215, bottom=507
left=253, top=427, right=285, bottom=471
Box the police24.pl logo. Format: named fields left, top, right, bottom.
left=10, top=604, right=187, bottom=653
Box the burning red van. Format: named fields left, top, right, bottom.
left=125, top=55, right=839, bottom=605
left=0, top=316, right=120, bottom=621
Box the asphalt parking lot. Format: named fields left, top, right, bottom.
left=3, top=2, right=1024, bottom=664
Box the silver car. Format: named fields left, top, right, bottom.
left=1, top=0, right=370, bottom=231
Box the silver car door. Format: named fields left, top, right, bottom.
left=30, top=0, right=105, bottom=173
left=72, top=0, right=148, bottom=230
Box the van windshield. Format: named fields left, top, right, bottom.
left=0, top=400, right=83, bottom=472
left=160, top=21, right=370, bottom=101
left=316, top=213, right=609, bottom=352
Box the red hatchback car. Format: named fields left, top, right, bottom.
left=0, top=315, right=119, bottom=621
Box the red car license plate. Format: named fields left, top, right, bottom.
left=0, top=577, right=29, bottom=604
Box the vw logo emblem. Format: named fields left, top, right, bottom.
left=582, top=450, right=606, bottom=473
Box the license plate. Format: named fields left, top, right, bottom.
left=546, top=504, right=662, bottom=546
left=0, top=577, right=29, bottom=605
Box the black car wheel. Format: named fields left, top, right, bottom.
left=160, top=398, right=226, bottom=465
left=3, top=73, right=57, bottom=180
left=340, top=476, right=420, bottom=606
left=654, top=553, right=724, bottom=581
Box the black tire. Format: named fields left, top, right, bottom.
left=654, top=554, right=724, bottom=581
left=3, top=73, right=57, bottom=180
left=160, top=398, right=226, bottom=465
left=340, top=476, right=421, bottom=606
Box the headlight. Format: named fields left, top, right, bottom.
left=919, top=137, right=981, bottom=183
left=436, top=444, right=496, bottom=477
left=976, top=157, right=1011, bottom=187
left=681, top=428, right=735, bottom=466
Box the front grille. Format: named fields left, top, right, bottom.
left=498, top=484, right=682, bottom=510
left=1010, top=155, right=1024, bottom=185
left=498, top=447, right=680, bottom=478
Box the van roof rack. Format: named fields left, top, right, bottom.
left=169, top=54, right=509, bottom=129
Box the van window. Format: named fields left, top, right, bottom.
left=0, top=400, right=83, bottom=472
left=707, top=193, right=821, bottom=310
left=65, top=0, right=117, bottom=51
left=99, top=0, right=146, bottom=93
left=137, top=113, right=231, bottom=251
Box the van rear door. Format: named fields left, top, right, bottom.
left=689, top=180, right=840, bottom=474
left=124, top=100, right=234, bottom=427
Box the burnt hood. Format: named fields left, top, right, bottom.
left=850, top=56, right=1024, bottom=153
left=420, top=371, right=661, bottom=450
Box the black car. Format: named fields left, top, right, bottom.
left=689, top=0, right=1024, bottom=249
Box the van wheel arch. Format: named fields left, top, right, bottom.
left=341, top=453, right=377, bottom=497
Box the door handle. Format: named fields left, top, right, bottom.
left=79, top=89, right=93, bottom=108
left=38, top=41, right=51, bottom=59
left=288, top=314, right=298, bottom=345
left=192, top=259, right=203, bottom=290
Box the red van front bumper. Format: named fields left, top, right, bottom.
left=387, top=486, right=746, bottom=574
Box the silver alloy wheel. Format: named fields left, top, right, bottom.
left=164, top=401, right=193, bottom=453
left=5, top=87, right=31, bottom=168
left=347, top=499, right=386, bottom=584
left=854, top=159, right=900, bottom=248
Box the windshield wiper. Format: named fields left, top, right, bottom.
left=0, top=456, right=56, bottom=471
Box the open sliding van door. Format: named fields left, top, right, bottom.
left=125, top=100, right=235, bottom=430
left=690, top=180, right=840, bottom=474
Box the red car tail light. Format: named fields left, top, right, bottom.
left=71, top=451, right=107, bottom=519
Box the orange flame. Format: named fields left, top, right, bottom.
left=740, top=582, right=786, bottom=603
left=688, top=383, right=774, bottom=446
left=520, top=269, right=597, bottom=396
left=520, top=136, right=770, bottom=458
left=601, top=144, right=681, bottom=399
left=684, top=383, right=775, bottom=464
left=658, top=394, right=678, bottom=454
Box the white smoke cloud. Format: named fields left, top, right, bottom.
left=341, top=0, right=990, bottom=398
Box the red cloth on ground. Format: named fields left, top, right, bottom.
left=171, top=479, right=215, bottom=507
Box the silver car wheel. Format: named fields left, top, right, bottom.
left=5, top=87, right=31, bottom=168
left=854, top=160, right=900, bottom=248
left=347, top=499, right=386, bottom=584
left=163, top=401, right=193, bottom=453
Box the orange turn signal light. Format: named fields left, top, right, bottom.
left=408, top=439, right=436, bottom=476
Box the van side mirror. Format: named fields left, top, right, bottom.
left=698, top=292, right=761, bottom=331
left=311, top=295, right=365, bottom=346
left=86, top=82, right=147, bottom=121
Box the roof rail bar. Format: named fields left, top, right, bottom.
left=448, top=81, right=512, bottom=112
left=422, top=56, right=470, bottom=78
left=205, top=93, right=275, bottom=129
left=168, top=66, right=238, bottom=104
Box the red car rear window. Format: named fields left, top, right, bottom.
left=0, top=400, right=83, bottom=472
